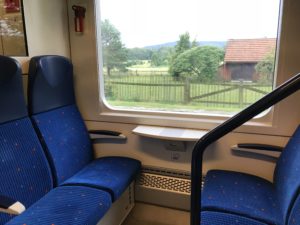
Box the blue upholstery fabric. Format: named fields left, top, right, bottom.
left=6, top=186, right=111, bottom=225
left=28, top=55, right=76, bottom=115
left=32, top=105, right=93, bottom=185
left=274, top=126, right=300, bottom=222
left=288, top=194, right=300, bottom=225
left=201, top=211, right=268, bottom=225
left=0, top=118, right=53, bottom=225
left=0, top=56, right=27, bottom=124
left=202, top=170, right=281, bottom=225
left=63, top=157, right=141, bottom=201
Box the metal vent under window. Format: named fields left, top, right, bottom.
left=137, top=173, right=191, bottom=194
left=135, top=166, right=205, bottom=210
left=141, top=166, right=191, bottom=179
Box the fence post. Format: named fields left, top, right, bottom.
left=184, top=78, right=191, bottom=104
left=239, top=80, right=244, bottom=107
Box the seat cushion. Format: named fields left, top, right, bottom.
left=201, top=211, right=268, bottom=225
left=62, top=156, right=141, bottom=201
left=202, top=170, right=281, bottom=225
left=6, top=186, right=111, bottom=225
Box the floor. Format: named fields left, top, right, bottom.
left=123, top=203, right=190, bottom=225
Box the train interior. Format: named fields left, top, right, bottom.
left=1, top=0, right=300, bottom=224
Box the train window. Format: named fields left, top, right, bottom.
left=0, top=0, right=27, bottom=56
left=98, top=0, right=281, bottom=116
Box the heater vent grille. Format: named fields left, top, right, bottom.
left=137, top=166, right=205, bottom=195
left=137, top=173, right=191, bottom=194
left=141, top=166, right=190, bottom=179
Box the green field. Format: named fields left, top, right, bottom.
left=128, top=60, right=168, bottom=71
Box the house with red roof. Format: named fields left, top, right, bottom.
left=220, top=38, right=276, bottom=81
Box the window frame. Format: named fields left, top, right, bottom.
left=94, top=0, right=284, bottom=133
left=0, top=0, right=28, bottom=57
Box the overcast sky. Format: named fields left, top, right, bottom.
left=99, top=0, right=281, bottom=48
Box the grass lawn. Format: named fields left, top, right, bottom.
left=128, top=67, right=169, bottom=71
left=127, top=61, right=169, bottom=72
left=106, top=99, right=248, bottom=114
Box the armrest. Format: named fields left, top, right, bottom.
left=0, top=195, right=25, bottom=215
left=231, top=143, right=282, bottom=160
left=89, top=130, right=127, bottom=140
left=236, top=143, right=283, bottom=152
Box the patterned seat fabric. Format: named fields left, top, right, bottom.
left=0, top=118, right=54, bottom=225
left=6, top=186, right=111, bottom=225
left=202, top=170, right=280, bottom=225
left=28, top=56, right=141, bottom=201
left=32, top=105, right=93, bottom=185
left=201, top=211, right=268, bottom=225
left=273, top=126, right=300, bottom=223
left=0, top=56, right=53, bottom=225
left=288, top=195, right=300, bottom=225
left=202, top=126, right=300, bottom=225
left=63, top=156, right=141, bottom=201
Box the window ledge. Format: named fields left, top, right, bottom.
left=132, top=125, right=207, bottom=141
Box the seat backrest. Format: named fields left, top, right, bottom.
left=273, top=126, right=300, bottom=223
left=288, top=193, right=300, bottom=225
left=28, top=55, right=93, bottom=186
left=0, top=56, right=53, bottom=224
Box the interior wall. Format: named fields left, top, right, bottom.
left=17, top=0, right=70, bottom=74
left=87, top=121, right=289, bottom=181
left=67, top=0, right=99, bottom=117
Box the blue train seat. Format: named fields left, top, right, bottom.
left=201, top=211, right=269, bottom=225
left=28, top=55, right=141, bottom=201
left=201, top=126, right=300, bottom=224
left=0, top=55, right=53, bottom=224
left=0, top=56, right=112, bottom=225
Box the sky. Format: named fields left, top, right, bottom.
left=99, top=0, right=281, bottom=48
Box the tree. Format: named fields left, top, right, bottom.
left=127, top=48, right=153, bottom=61
left=255, top=49, right=275, bottom=84
left=151, top=47, right=174, bottom=66
left=170, top=46, right=224, bottom=81
left=174, top=32, right=191, bottom=55
left=170, top=32, right=193, bottom=77
left=151, top=52, right=164, bottom=66
left=191, top=39, right=198, bottom=48
left=101, top=19, right=127, bottom=76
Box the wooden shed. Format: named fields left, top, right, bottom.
left=220, top=38, right=276, bottom=81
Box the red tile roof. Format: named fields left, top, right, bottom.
left=224, top=38, right=276, bottom=63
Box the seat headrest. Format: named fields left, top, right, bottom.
left=28, top=55, right=76, bottom=115
left=0, top=55, right=27, bottom=124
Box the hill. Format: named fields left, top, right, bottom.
left=144, top=41, right=227, bottom=50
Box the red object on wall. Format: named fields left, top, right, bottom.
left=4, top=0, right=20, bottom=13
left=72, top=5, right=86, bottom=33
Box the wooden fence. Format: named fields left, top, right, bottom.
left=104, top=75, right=272, bottom=108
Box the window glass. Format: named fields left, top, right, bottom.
left=0, top=0, right=27, bottom=56
left=99, top=0, right=281, bottom=115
